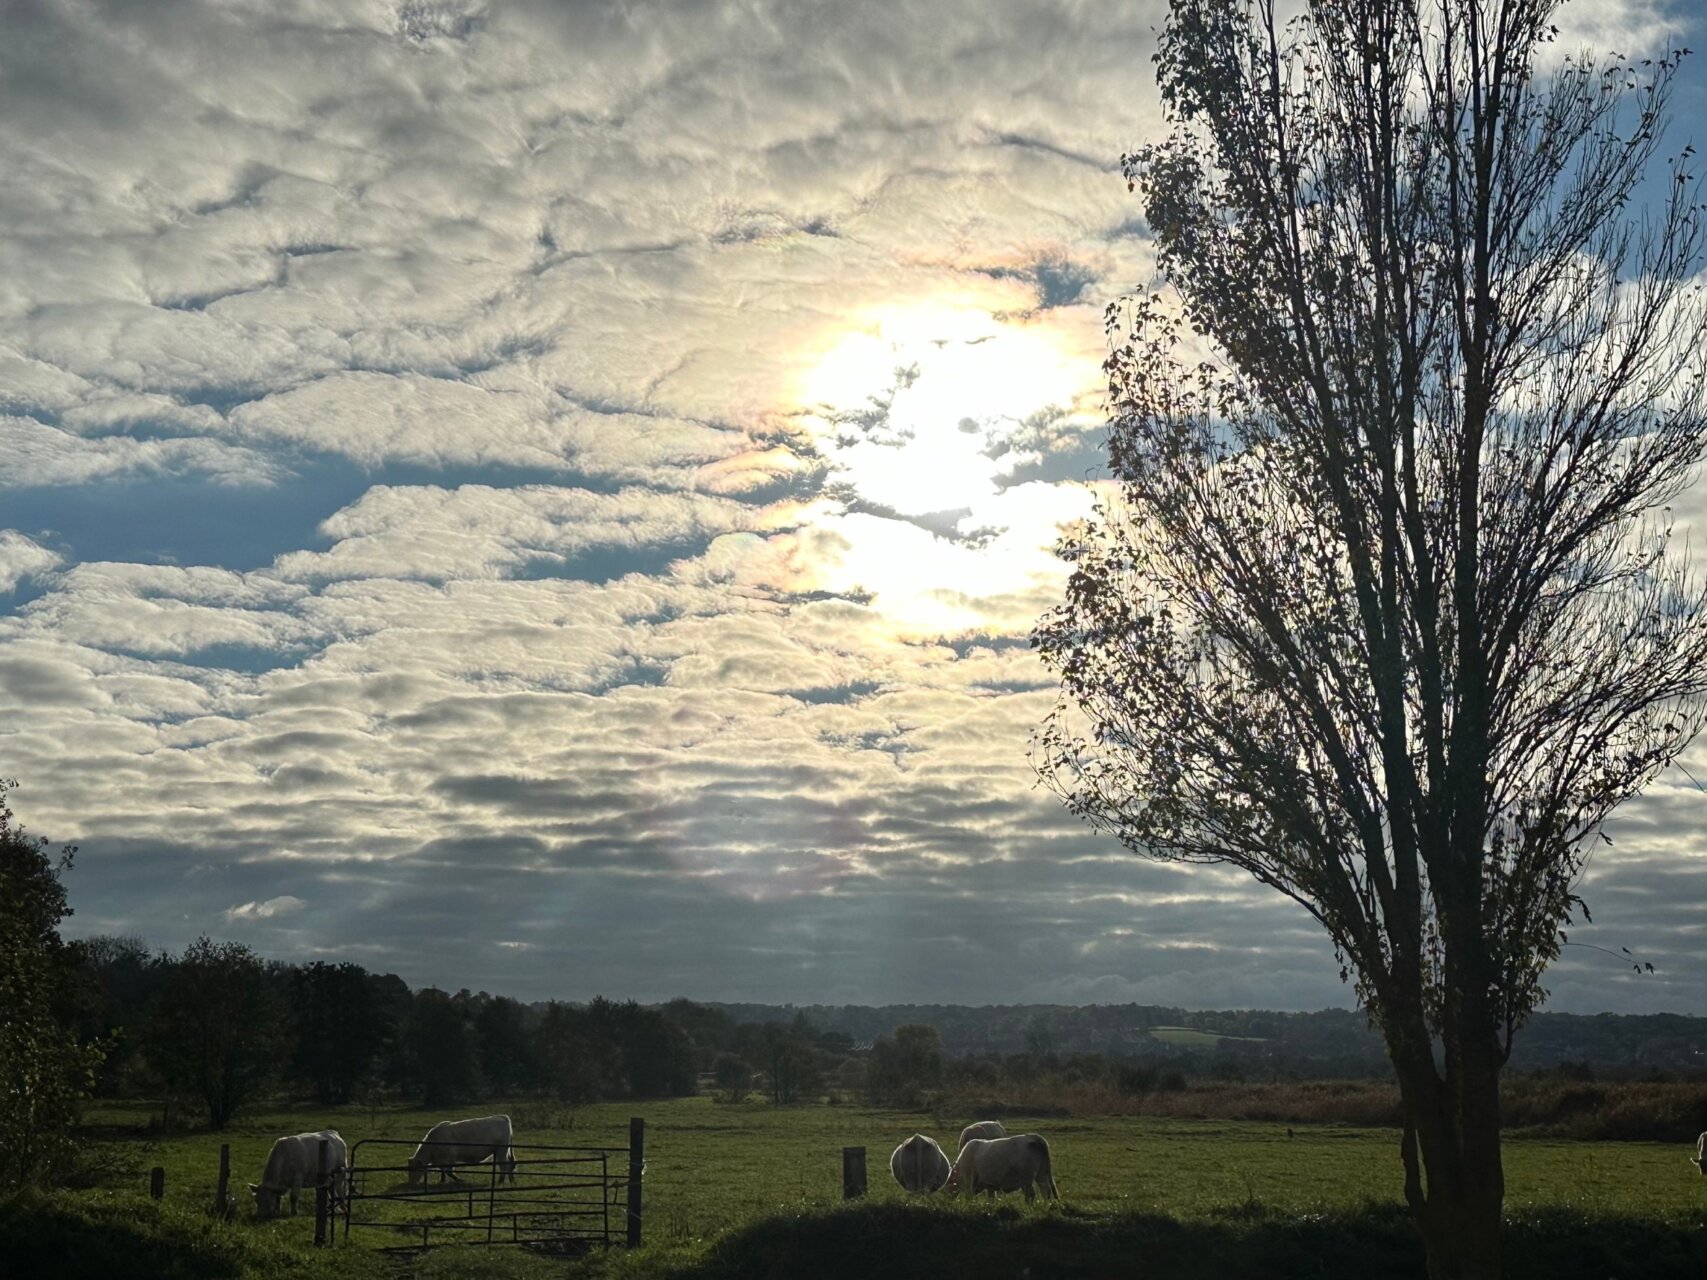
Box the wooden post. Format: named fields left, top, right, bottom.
left=214, top=1144, right=230, bottom=1217
left=625, top=1116, right=644, bottom=1248
left=150, top=1166, right=165, bottom=1200
left=842, top=1146, right=866, bottom=1200
left=314, top=1138, right=329, bottom=1247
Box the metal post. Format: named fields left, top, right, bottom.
left=214, top=1144, right=230, bottom=1217
left=486, top=1154, right=497, bottom=1245
left=342, top=1143, right=355, bottom=1245
left=150, top=1166, right=165, bottom=1200
left=314, top=1138, right=329, bottom=1247
left=842, top=1147, right=866, bottom=1200
left=625, top=1117, right=644, bottom=1248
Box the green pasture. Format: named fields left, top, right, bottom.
left=9, top=1097, right=1702, bottom=1279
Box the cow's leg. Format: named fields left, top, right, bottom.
left=1023, top=1181, right=1036, bottom=1203
left=289, top=1171, right=302, bottom=1216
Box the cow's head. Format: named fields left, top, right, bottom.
left=405, top=1156, right=428, bottom=1188
left=249, top=1183, right=282, bottom=1218
left=941, top=1162, right=964, bottom=1197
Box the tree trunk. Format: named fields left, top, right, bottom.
left=1393, top=1041, right=1505, bottom=1280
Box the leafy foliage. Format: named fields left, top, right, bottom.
left=0, top=781, right=105, bottom=1188
left=145, top=938, right=285, bottom=1130
left=866, top=1024, right=945, bottom=1107
left=289, top=961, right=385, bottom=1106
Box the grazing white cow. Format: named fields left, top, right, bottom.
left=1693, top=1131, right=1706, bottom=1175
left=889, top=1133, right=951, bottom=1193
left=249, top=1129, right=347, bottom=1219
left=407, top=1114, right=517, bottom=1186
left=958, top=1120, right=1008, bottom=1149
left=943, top=1134, right=1058, bottom=1202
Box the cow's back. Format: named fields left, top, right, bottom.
left=425, top=1114, right=511, bottom=1149
left=264, top=1130, right=344, bottom=1185
left=261, top=1135, right=306, bottom=1187
left=959, top=1120, right=1007, bottom=1148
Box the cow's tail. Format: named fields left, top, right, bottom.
left=1034, top=1137, right=1058, bottom=1199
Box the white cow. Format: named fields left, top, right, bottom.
left=249, top=1129, right=347, bottom=1219
left=1693, top=1131, right=1706, bottom=1175
left=944, top=1134, right=1058, bottom=1202
left=889, top=1133, right=951, bottom=1193
left=958, top=1120, right=1008, bottom=1149
left=407, top=1114, right=517, bottom=1186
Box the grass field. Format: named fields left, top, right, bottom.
left=5, top=1097, right=1702, bottom=1279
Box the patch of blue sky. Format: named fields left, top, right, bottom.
left=511, top=533, right=714, bottom=585
left=1, top=455, right=634, bottom=583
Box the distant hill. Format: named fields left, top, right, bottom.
left=705, top=1002, right=1707, bottom=1075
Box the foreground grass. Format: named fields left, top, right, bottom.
left=20, top=1097, right=1703, bottom=1279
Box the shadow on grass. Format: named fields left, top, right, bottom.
left=662, top=1201, right=1707, bottom=1280
left=0, top=1192, right=250, bottom=1280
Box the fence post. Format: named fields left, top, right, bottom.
left=150, top=1166, right=165, bottom=1200
left=842, top=1147, right=866, bottom=1200
left=314, top=1138, right=329, bottom=1247
left=626, top=1116, right=644, bottom=1248
left=214, top=1144, right=230, bottom=1216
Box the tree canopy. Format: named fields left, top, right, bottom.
left=0, top=781, right=104, bottom=1188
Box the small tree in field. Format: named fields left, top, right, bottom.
left=712, top=1051, right=752, bottom=1103
left=1034, top=2, right=1707, bottom=1277
left=865, top=1023, right=944, bottom=1107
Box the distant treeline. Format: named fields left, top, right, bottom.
left=63, top=935, right=1707, bottom=1133
left=709, top=1002, right=1707, bottom=1077
left=66, top=935, right=884, bottom=1128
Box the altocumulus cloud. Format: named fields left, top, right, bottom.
left=1, top=0, right=1703, bottom=1013
left=226, top=895, right=308, bottom=923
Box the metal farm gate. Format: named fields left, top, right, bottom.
left=338, top=1118, right=644, bottom=1256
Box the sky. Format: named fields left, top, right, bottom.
left=2, top=0, right=1704, bottom=1015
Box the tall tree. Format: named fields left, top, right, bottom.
left=79, top=934, right=164, bottom=1094
left=406, top=988, right=483, bottom=1106
left=589, top=998, right=696, bottom=1099
left=146, top=938, right=284, bottom=1130
left=531, top=1001, right=615, bottom=1103
left=1033, top=3, right=1707, bottom=1277
left=0, top=782, right=105, bottom=1187
left=288, top=961, right=382, bottom=1105
left=473, top=994, right=534, bottom=1098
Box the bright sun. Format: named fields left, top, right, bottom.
left=798, top=305, right=1085, bottom=519
left=777, top=303, right=1097, bottom=637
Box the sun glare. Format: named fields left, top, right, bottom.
left=799, top=305, right=1085, bottom=519
left=782, top=304, right=1097, bottom=635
